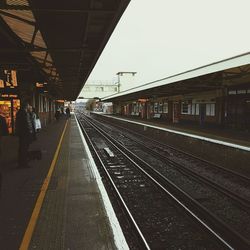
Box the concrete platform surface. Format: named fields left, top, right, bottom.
left=0, top=115, right=126, bottom=250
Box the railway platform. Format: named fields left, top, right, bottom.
left=0, top=115, right=126, bottom=250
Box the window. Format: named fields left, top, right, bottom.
left=206, top=103, right=215, bottom=116
left=163, top=102, right=168, bottom=113
left=191, top=103, right=200, bottom=115
left=108, top=86, right=117, bottom=92
left=195, top=103, right=200, bottom=115
left=237, top=90, right=247, bottom=94
left=132, top=103, right=139, bottom=114
left=158, top=102, right=163, bottom=113
left=191, top=104, right=196, bottom=115
left=181, top=102, right=191, bottom=114
left=228, top=90, right=236, bottom=95
left=181, top=103, right=188, bottom=114
left=150, top=103, right=154, bottom=113
left=154, top=103, right=158, bottom=113
left=96, top=87, right=104, bottom=91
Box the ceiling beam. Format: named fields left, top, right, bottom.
left=77, top=0, right=93, bottom=82
left=0, top=17, right=48, bottom=80
left=0, top=10, right=36, bottom=26
left=0, top=5, right=115, bottom=14
left=0, top=47, right=88, bottom=53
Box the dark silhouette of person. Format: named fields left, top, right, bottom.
left=66, top=107, right=71, bottom=119
left=15, top=102, right=35, bottom=168
left=55, top=108, right=60, bottom=121
left=0, top=113, right=8, bottom=138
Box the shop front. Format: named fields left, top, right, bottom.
left=0, top=70, right=20, bottom=134
left=0, top=94, right=20, bottom=134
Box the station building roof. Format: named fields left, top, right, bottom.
left=102, top=52, right=250, bottom=102
left=0, top=0, right=130, bottom=100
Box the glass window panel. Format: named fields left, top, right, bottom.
left=210, top=103, right=215, bottom=116
left=228, top=90, right=237, bottom=95
left=206, top=103, right=215, bottom=116
left=154, top=103, right=158, bottom=113
left=181, top=102, right=189, bottom=114
left=196, top=104, right=200, bottom=115
left=191, top=104, right=195, bottom=115
left=163, top=102, right=168, bottom=113
left=206, top=104, right=210, bottom=116
left=158, top=102, right=163, bottom=113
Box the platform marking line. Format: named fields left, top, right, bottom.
left=19, top=121, right=68, bottom=250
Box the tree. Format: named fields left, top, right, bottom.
left=85, top=99, right=96, bottom=111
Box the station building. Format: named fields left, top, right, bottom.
left=102, top=52, right=250, bottom=131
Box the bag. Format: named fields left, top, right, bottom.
left=28, top=150, right=42, bottom=160
left=35, top=118, right=41, bottom=130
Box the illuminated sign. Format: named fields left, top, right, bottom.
left=36, top=82, right=44, bottom=88
left=0, top=70, right=18, bottom=89
left=0, top=94, right=18, bottom=98
left=11, top=70, right=17, bottom=86
left=0, top=80, right=4, bottom=88
left=4, top=70, right=18, bottom=87
left=138, top=99, right=149, bottom=102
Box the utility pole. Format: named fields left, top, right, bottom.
left=116, top=71, right=137, bottom=93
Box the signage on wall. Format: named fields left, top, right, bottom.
left=36, top=82, right=44, bottom=88
left=36, top=82, right=49, bottom=94
left=0, top=69, right=18, bottom=89
left=0, top=79, right=4, bottom=88
left=0, top=93, right=18, bottom=98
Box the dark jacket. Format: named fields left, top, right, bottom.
left=16, top=109, right=35, bottom=141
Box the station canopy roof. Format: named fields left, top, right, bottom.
left=102, top=52, right=250, bottom=102
left=0, top=0, right=130, bottom=100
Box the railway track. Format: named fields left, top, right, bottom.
left=88, top=114, right=250, bottom=241
left=77, top=113, right=250, bottom=249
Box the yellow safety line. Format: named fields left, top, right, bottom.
left=19, top=121, right=68, bottom=250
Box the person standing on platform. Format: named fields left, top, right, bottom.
left=66, top=107, right=71, bottom=119
left=0, top=107, right=9, bottom=192
left=28, top=105, right=37, bottom=136
left=55, top=108, right=61, bottom=121
left=33, top=107, right=41, bottom=132
left=16, top=102, right=35, bottom=168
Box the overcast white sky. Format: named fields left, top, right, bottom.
left=87, top=0, right=250, bottom=86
